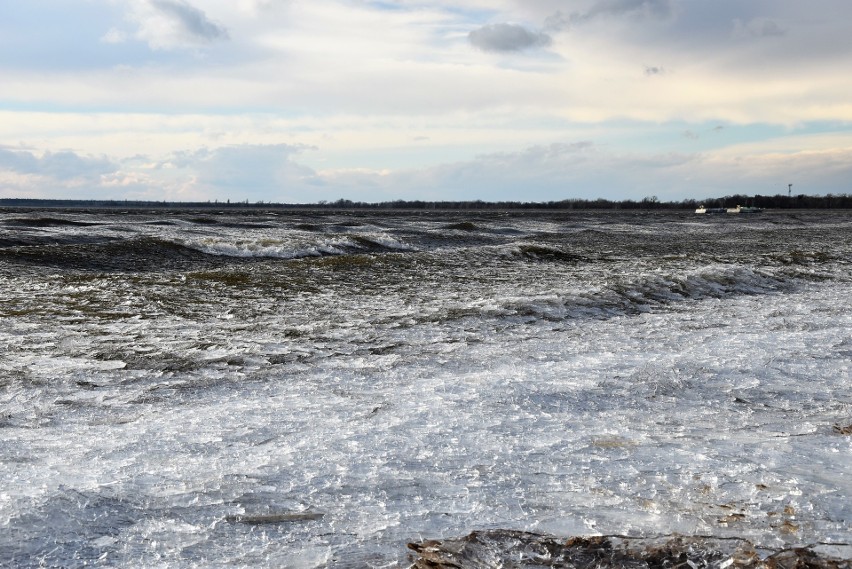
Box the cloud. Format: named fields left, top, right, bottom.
left=435, top=142, right=698, bottom=201
left=0, top=147, right=117, bottom=181
left=316, top=135, right=852, bottom=203
left=6, top=0, right=852, bottom=205
left=0, top=147, right=123, bottom=198
left=236, top=0, right=278, bottom=16
left=150, top=0, right=229, bottom=41
left=478, top=141, right=596, bottom=165
left=545, top=0, right=672, bottom=30
left=601, top=0, right=672, bottom=19
left=733, top=18, right=786, bottom=39
left=100, top=27, right=128, bottom=44
left=161, top=144, right=320, bottom=201
left=131, top=0, right=229, bottom=50
left=469, top=23, right=552, bottom=52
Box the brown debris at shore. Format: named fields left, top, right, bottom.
left=407, top=530, right=851, bottom=568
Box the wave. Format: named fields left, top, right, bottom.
left=0, top=229, right=418, bottom=271
left=0, top=235, right=118, bottom=249
left=2, top=217, right=101, bottom=228
left=191, top=239, right=344, bottom=259
left=506, top=244, right=590, bottom=263
left=187, top=233, right=414, bottom=259
left=0, top=237, right=228, bottom=272
left=293, top=223, right=323, bottom=232
left=442, top=221, right=480, bottom=231
left=423, top=265, right=793, bottom=325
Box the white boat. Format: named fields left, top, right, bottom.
left=695, top=205, right=727, bottom=214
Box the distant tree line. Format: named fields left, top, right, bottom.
left=686, top=193, right=852, bottom=210
left=313, top=193, right=852, bottom=210
left=2, top=193, right=852, bottom=211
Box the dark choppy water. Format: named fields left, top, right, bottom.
left=1, top=208, right=850, bottom=567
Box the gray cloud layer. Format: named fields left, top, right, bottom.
left=733, top=18, right=786, bottom=39
left=164, top=144, right=318, bottom=201
left=150, top=0, right=229, bottom=42
left=469, top=23, right=552, bottom=52
left=545, top=0, right=673, bottom=30
left=0, top=148, right=117, bottom=181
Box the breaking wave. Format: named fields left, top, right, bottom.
left=422, top=265, right=793, bottom=326
left=185, top=233, right=414, bottom=259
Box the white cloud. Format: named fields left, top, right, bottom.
left=100, top=27, right=128, bottom=44
left=235, top=0, right=280, bottom=17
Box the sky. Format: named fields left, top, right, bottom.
left=2, top=0, right=852, bottom=204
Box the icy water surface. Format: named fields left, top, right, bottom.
left=0, top=208, right=850, bottom=567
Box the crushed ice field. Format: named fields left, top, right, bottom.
left=0, top=209, right=850, bottom=567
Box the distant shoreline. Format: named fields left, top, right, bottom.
left=1, top=194, right=851, bottom=211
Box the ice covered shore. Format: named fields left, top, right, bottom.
left=407, top=530, right=852, bottom=568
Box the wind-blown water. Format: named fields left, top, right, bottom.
left=1, top=208, right=850, bottom=567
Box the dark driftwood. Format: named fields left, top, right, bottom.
left=224, top=512, right=324, bottom=524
